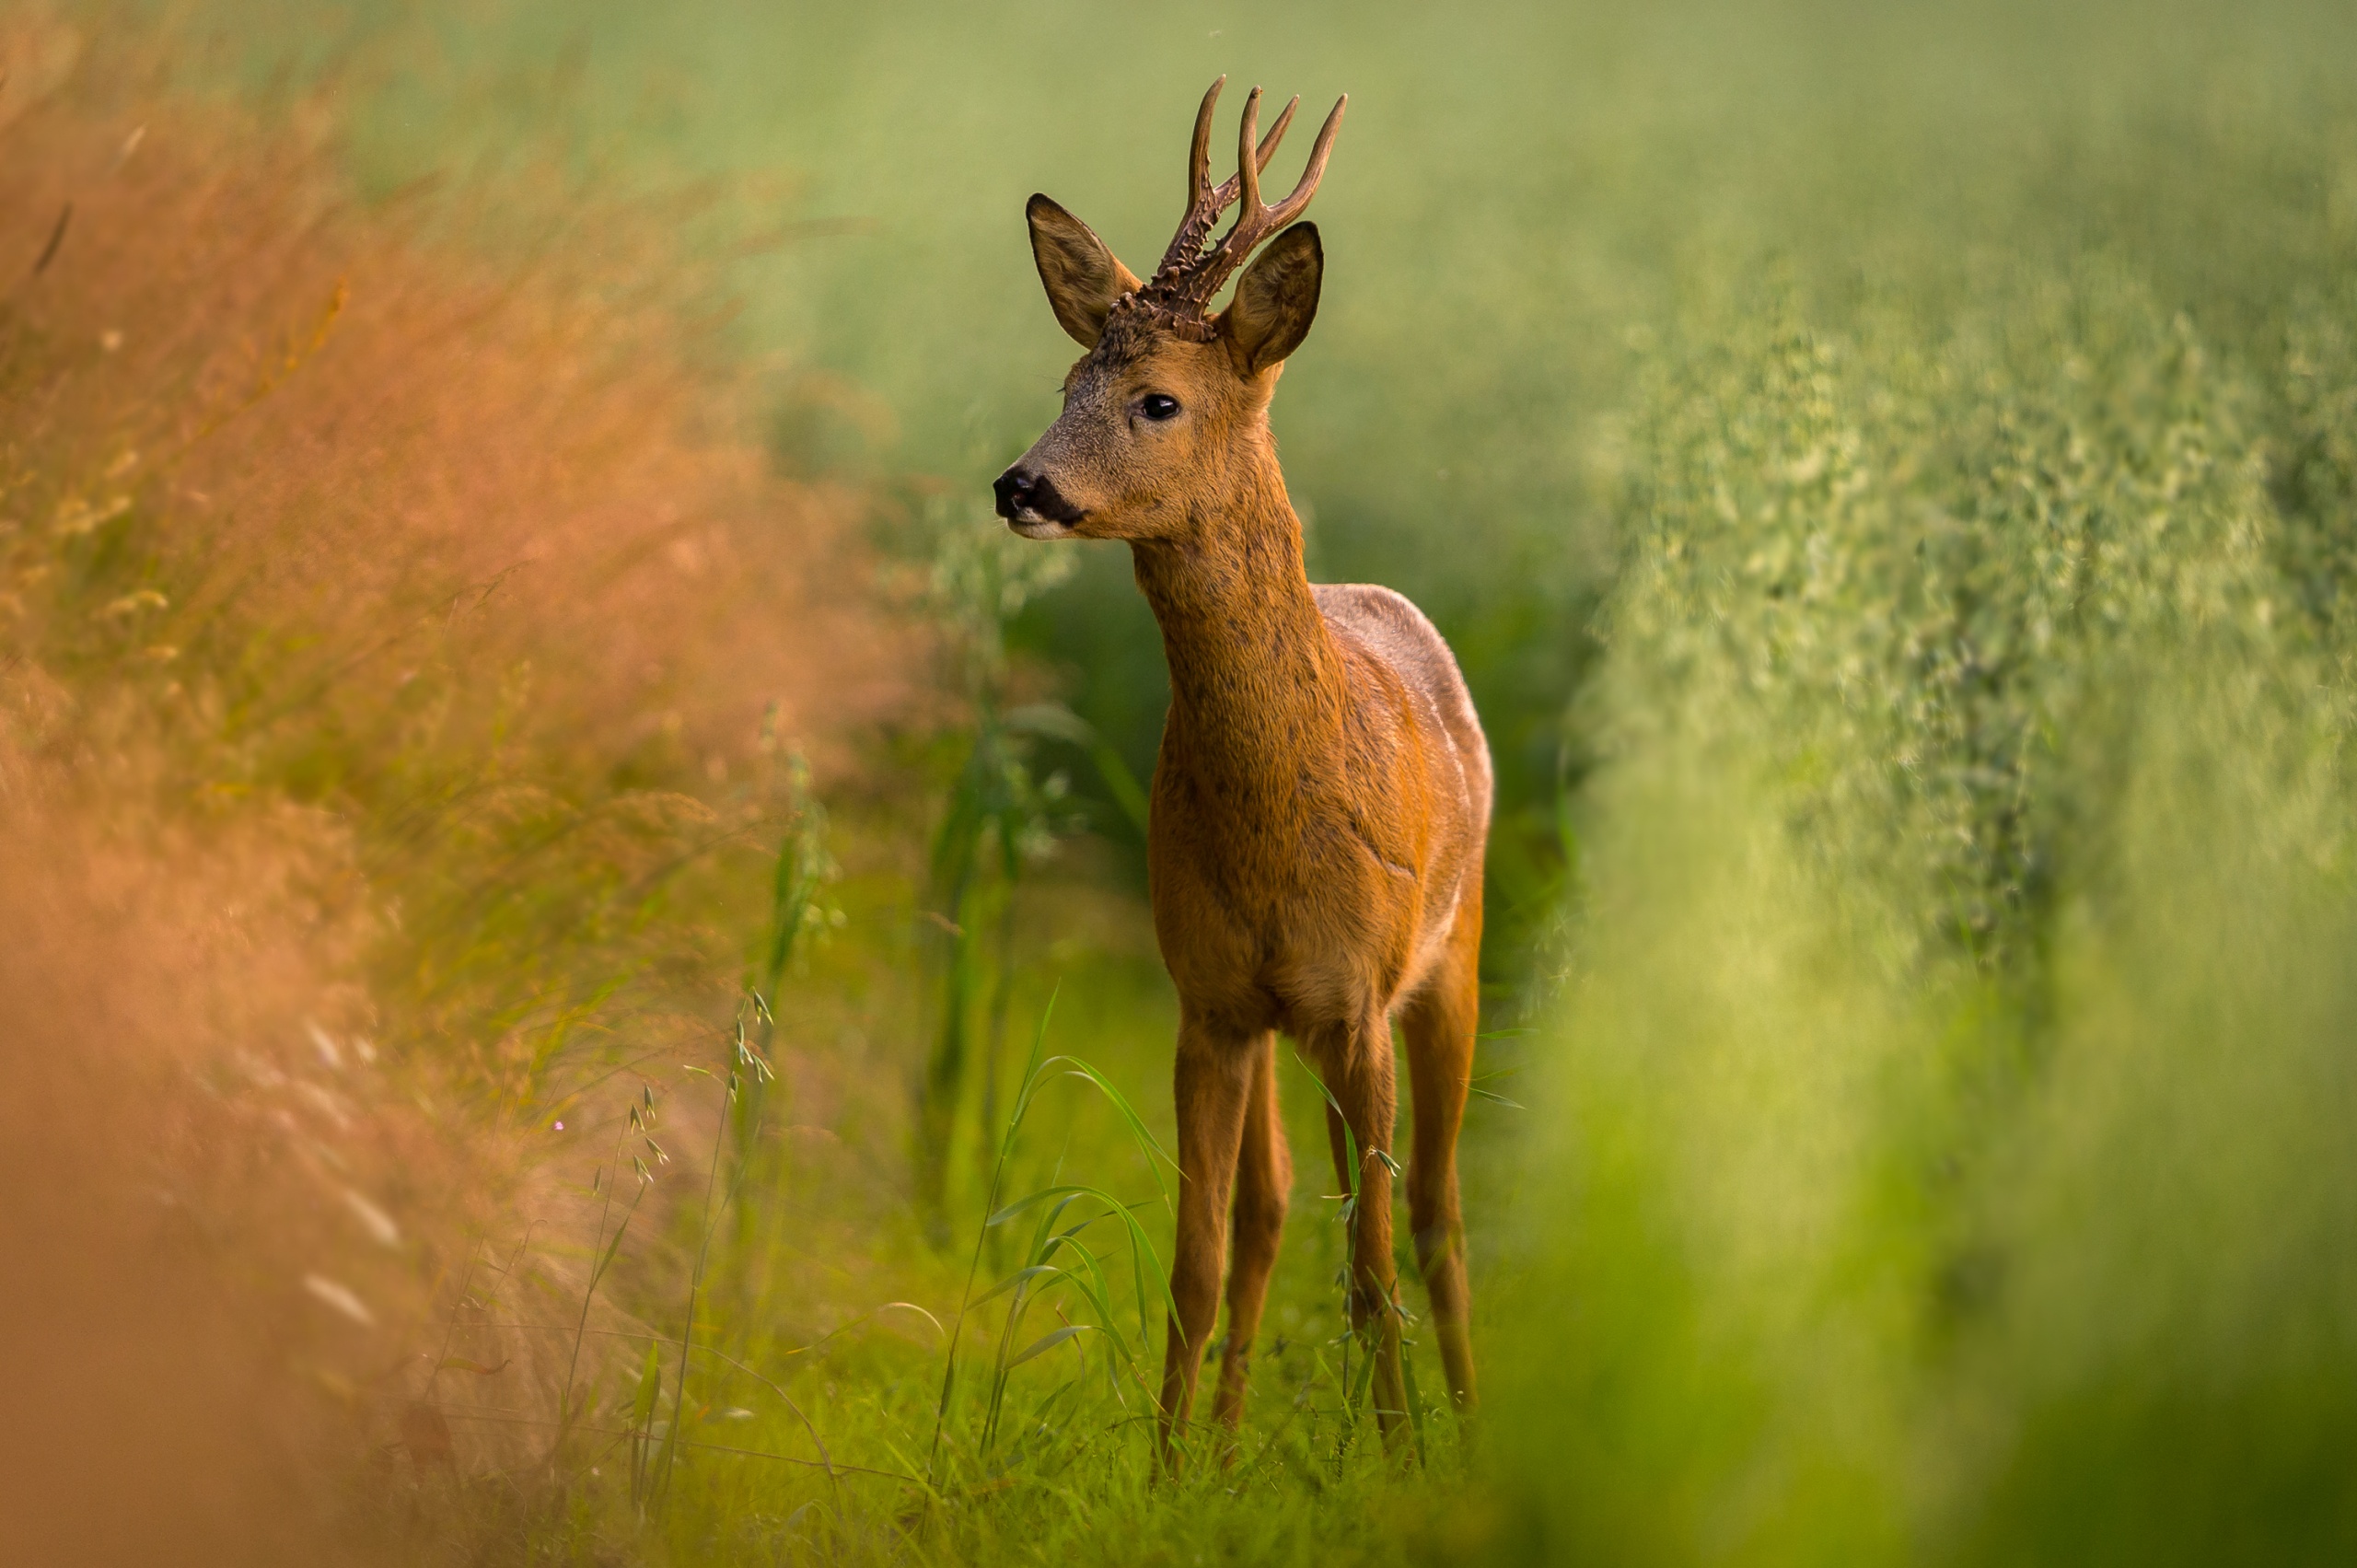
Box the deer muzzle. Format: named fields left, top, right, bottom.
left=993, top=463, right=1086, bottom=536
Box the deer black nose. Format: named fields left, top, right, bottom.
left=994, top=465, right=1084, bottom=526
left=993, top=466, right=1038, bottom=520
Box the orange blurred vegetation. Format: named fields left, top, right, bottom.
left=0, top=13, right=909, bottom=1562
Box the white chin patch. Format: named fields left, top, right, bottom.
left=1008, top=516, right=1077, bottom=540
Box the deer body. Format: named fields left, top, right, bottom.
left=1144, top=554, right=1483, bottom=1035
left=995, top=79, right=1489, bottom=1461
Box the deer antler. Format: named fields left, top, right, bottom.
left=1126, top=77, right=1346, bottom=343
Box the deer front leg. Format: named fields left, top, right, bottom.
left=1316, top=1012, right=1411, bottom=1454
left=1156, top=1016, right=1254, bottom=1469
left=1210, top=1030, right=1289, bottom=1448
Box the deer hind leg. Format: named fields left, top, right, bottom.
left=1403, top=890, right=1482, bottom=1413
left=1209, top=1030, right=1288, bottom=1446
left=1156, top=1015, right=1254, bottom=1469
left=1313, top=1009, right=1411, bottom=1452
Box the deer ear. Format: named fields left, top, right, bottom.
left=1028, top=194, right=1141, bottom=348
left=1221, top=223, right=1322, bottom=374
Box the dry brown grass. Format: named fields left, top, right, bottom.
left=0, top=739, right=447, bottom=1565
left=0, top=29, right=904, bottom=776
left=0, top=13, right=913, bottom=1561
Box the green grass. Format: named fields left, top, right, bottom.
left=427, top=943, right=1478, bottom=1568
left=32, top=0, right=2357, bottom=1562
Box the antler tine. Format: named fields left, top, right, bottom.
left=1256, top=96, right=1300, bottom=183
left=1262, top=93, right=1346, bottom=229
left=1237, top=87, right=1264, bottom=217
left=1187, top=75, right=1225, bottom=205
left=1203, top=96, right=1298, bottom=212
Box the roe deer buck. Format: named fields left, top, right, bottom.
left=994, top=78, right=1491, bottom=1464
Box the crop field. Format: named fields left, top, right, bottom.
left=7, top=1, right=2357, bottom=1563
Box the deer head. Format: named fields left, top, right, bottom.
left=994, top=78, right=1345, bottom=540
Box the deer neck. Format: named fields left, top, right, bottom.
left=1131, top=459, right=1342, bottom=792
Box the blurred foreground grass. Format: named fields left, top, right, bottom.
left=11, top=0, right=2357, bottom=1563
left=1490, top=264, right=2357, bottom=1562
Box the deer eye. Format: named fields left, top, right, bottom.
left=1140, top=393, right=1181, bottom=422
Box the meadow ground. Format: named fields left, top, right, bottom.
left=9, top=2, right=2357, bottom=1563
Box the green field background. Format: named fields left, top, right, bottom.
left=245, top=0, right=2350, bottom=908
